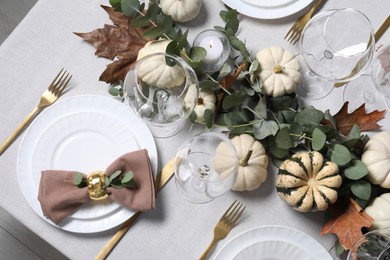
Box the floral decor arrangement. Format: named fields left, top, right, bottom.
left=75, top=0, right=390, bottom=254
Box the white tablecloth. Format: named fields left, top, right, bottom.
left=0, top=0, right=389, bottom=259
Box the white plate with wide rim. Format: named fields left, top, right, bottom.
left=214, top=225, right=332, bottom=260
left=220, top=0, right=314, bottom=19
left=17, top=95, right=157, bottom=233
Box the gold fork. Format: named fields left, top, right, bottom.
left=0, top=69, right=72, bottom=155
left=199, top=200, right=246, bottom=260
left=284, top=0, right=324, bottom=44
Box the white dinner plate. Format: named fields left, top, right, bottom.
left=214, top=225, right=332, bottom=260
left=17, top=95, right=158, bottom=233
left=220, top=0, right=314, bottom=19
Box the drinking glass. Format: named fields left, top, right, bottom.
left=298, top=8, right=375, bottom=100
left=348, top=228, right=390, bottom=260
left=124, top=53, right=199, bottom=138
left=343, top=43, right=390, bottom=112
left=174, top=132, right=238, bottom=204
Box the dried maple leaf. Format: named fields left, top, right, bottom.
left=320, top=198, right=373, bottom=250
left=332, top=102, right=385, bottom=135
left=74, top=5, right=153, bottom=84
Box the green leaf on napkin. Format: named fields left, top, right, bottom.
left=73, top=172, right=87, bottom=188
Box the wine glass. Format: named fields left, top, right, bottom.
left=123, top=53, right=199, bottom=138
left=348, top=228, right=390, bottom=260
left=343, top=43, right=390, bottom=113
left=174, top=132, right=238, bottom=204
left=298, top=8, right=375, bottom=100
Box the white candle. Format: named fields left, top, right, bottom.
left=199, top=36, right=224, bottom=64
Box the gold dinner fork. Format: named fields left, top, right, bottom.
left=199, top=200, right=246, bottom=260
left=284, top=0, right=324, bottom=44
left=0, top=69, right=72, bottom=155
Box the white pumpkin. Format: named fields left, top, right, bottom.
left=159, top=0, right=202, bottom=22
left=214, top=134, right=269, bottom=191
left=184, top=85, right=216, bottom=121
left=365, top=193, right=390, bottom=230
left=255, top=46, right=301, bottom=97
left=137, top=40, right=185, bottom=88
left=361, top=131, right=390, bottom=188
left=276, top=151, right=342, bottom=212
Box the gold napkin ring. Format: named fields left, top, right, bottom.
left=87, top=171, right=108, bottom=201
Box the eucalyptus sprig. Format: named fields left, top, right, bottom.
left=73, top=170, right=137, bottom=189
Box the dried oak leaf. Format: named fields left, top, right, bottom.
left=320, top=198, right=373, bottom=250
left=332, top=102, right=385, bottom=136
left=74, top=5, right=153, bottom=84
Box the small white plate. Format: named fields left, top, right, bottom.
left=214, top=225, right=332, bottom=260
left=17, top=95, right=157, bottom=233
left=220, top=0, right=314, bottom=19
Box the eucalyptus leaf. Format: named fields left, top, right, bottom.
left=131, top=15, right=151, bottom=28
left=351, top=180, right=371, bottom=200
left=225, top=17, right=239, bottom=34
left=161, top=15, right=173, bottom=33
left=279, top=110, right=297, bottom=124
left=110, top=178, right=123, bottom=189
left=199, top=80, right=219, bottom=89
left=348, top=124, right=361, bottom=139
left=143, top=26, right=163, bottom=38
left=217, top=63, right=232, bottom=80
left=324, top=109, right=337, bottom=129
left=109, top=170, right=122, bottom=183
left=189, top=111, right=197, bottom=123
left=253, top=97, right=267, bottom=119
left=204, top=109, right=213, bottom=128
left=108, top=87, right=120, bottom=96
left=110, top=0, right=122, bottom=11
left=312, top=128, right=326, bottom=151
left=331, top=144, right=351, bottom=166
left=344, top=160, right=368, bottom=180
left=253, top=120, right=278, bottom=140
left=269, top=96, right=293, bottom=111
left=335, top=241, right=345, bottom=256
left=275, top=127, right=293, bottom=149
left=146, top=2, right=159, bottom=19
left=269, top=145, right=289, bottom=159
left=294, top=106, right=324, bottom=127
left=166, top=40, right=180, bottom=56
left=177, top=29, right=189, bottom=50
left=222, top=91, right=247, bottom=110
left=73, top=173, right=85, bottom=187
left=190, top=47, right=207, bottom=62
left=121, top=0, right=140, bottom=17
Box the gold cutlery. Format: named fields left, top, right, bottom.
left=0, top=69, right=71, bottom=155
left=284, top=0, right=324, bottom=45
left=334, top=14, right=390, bottom=88
left=199, top=200, right=246, bottom=260
left=95, top=157, right=176, bottom=260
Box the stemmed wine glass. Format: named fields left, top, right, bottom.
left=297, top=8, right=375, bottom=100
left=343, top=43, right=390, bottom=113
left=348, top=228, right=390, bottom=260
left=123, top=53, right=199, bottom=138
left=174, top=132, right=238, bottom=204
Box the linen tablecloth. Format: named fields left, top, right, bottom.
left=0, top=0, right=389, bottom=259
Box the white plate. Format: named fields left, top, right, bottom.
left=214, top=225, right=332, bottom=260
left=17, top=95, right=157, bottom=233
left=220, top=0, right=314, bottom=19
left=233, top=240, right=312, bottom=260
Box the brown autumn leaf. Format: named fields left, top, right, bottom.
left=74, top=5, right=154, bottom=84
left=320, top=198, right=373, bottom=250
left=332, top=102, right=385, bottom=135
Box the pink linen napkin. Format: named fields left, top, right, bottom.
left=38, top=149, right=156, bottom=224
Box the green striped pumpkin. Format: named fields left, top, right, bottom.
left=276, top=151, right=342, bottom=212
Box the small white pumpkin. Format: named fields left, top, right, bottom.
left=184, top=85, right=216, bottom=121
left=159, top=0, right=202, bottom=22
left=255, top=46, right=301, bottom=97
left=276, top=151, right=342, bottom=212
left=361, top=131, right=390, bottom=188
left=365, top=193, right=390, bottom=230
left=214, top=134, right=269, bottom=191
left=137, top=40, right=185, bottom=88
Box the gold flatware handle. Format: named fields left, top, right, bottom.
left=334, top=15, right=390, bottom=88
left=0, top=107, right=40, bottom=155
left=95, top=157, right=177, bottom=260
left=375, top=14, right=390, bottom=42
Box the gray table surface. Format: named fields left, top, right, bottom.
left=0, top=0, right=389, bottom=259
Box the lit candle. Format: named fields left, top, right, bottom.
left=199, top=36, right=224, bottom=64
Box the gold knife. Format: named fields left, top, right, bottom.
left=334, top=14, right=390, bottom=88
left=95, top=157, right=176, bottom=260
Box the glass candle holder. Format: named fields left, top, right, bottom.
left=193, top=29, right=231, bottom=73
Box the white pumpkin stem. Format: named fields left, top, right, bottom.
left=273, top=65, right=285, bottom=74
left=240, top=149, right=253, bottom=167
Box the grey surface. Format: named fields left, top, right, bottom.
left=0, top=207, right=68, bottom=259
left=0, top=0, right=37, bottom=45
